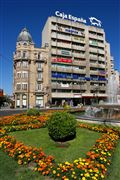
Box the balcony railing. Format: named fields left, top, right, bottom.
left=89, top=55, right=98, bottom=60
left=14, top=54, right=30, bottom=60
left=73, top=69, right=86, bottom=74
left=72, top=36, right=85, bottom=43
left=51, top=49, right=72, bottom=57
left=98, top=57, right=105, bottom=62
left=73, top=60, right=86, bottom=66
left=73, top=53, right=85, bottom=58
left=90, top=70, right=99, bottom=75
left=89, top=48, right=98, bottom=53
left=72, top=45, right=85, bottom=51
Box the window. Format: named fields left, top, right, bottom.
left=16, top=62, right=21, bottom=67
left=38, top=63, right=42, bottom=69
left=17, top=51, right=21, bottom=57
left=23, top=51, right=26, bottom=58
left=38, top=53, right=41, bottom=59
left=22, top=71, right=28, bottom=78
left=16, top=83, right=21, bottom=90
left=22, top=83, right=27, bottom=90
left=36, top=83, right=42, bottom=90
left=38, top=72, right=42, bottom=80
left=22, top=61, right=28, bottom=68
left=17, top=72, right=21, bottom=78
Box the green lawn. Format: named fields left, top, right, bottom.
left=107, top=140, right=120, bottom=180
left=0, top=151, right=44, bottom=180
left=10, top=128, right=100, bottom=163
left=0, top=127, right=120, bottom=180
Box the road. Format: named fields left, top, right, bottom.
left=0, top=109, right=27, bottom=117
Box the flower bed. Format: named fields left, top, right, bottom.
left=0, top=113, right=120, bottom=180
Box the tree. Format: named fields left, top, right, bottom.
left=0, top=95, right=14, bottom=108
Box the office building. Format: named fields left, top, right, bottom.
left=42, top=16, right=112, bottom=105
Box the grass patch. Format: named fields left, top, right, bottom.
left=10, top=128, right=100, bottom=163
left=0, top=151, right=44, bottom=180
left=107, top=140, right=120, bottom=180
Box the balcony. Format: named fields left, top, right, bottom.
left=57, top=42, right=71, bottom=49
left=72, top=36, right=85, bottom=44
left=99, top=86, right=106, bottom=91
left=90, top=70, right=99, bottom=75
left=97, top=49, right=105, bottom=55
left=37, top=78, right=43, bottom=82
left=51, top=25, right=57, bottom=31
left=73, top=69, right=86, bottom=74
left=89, top=55, right=98, bottom=60
left=98, top=57, right=105, bottom=62
left=35, top=89, right=44, bottom=94
left=52, top=83, right=72, bottom=89
left=89, top=34, right=98, bottom=39
left=15, top=89, right=28, bottom=93
left=73, top=84, right=87, bottom=90
left=72, top=45, right=85, bottom=51
left=89, top=34, right=104, bottom=41
left=51, top=41, right=72, bottom=49
left=52, top=92, right=74, bottom=98
left=90, top=63, right=98, bottom=68
left=57, top=34, right=71, bottom=41
left=73, top=53, right=85, bottom=59
left=98, top=64, right=105, bottom=68
left=52, top=66, right=73, bottom=73
left=97, top=42, right=105, bottom=48
left=14, top=54, right=30, bottom=60
left=89, top=48, right=98, bottom=53
left=73, top=60, right=86, bottom=66
left=37, top=67, right=43, bottom=71
left=51, top=49, right=72, bottom=57
left=90, top=85, right=106, bottom=91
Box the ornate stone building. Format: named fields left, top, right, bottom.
left=13, top=28, right=49, bottom=108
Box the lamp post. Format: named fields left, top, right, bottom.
left=94, top=84, right=99, bottom=104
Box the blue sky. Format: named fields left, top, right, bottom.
left=0, top=0, right=120, bottom=95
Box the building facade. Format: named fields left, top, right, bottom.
left=42, top=16, right=112, bottom=106
left=0, top=89, right=3, bottom=97
left=13, top=28, right=49, bottom=108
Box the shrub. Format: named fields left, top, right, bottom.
left=47, top=112, right=77, bottom=142
left=27, top=108, right=40, bottom=116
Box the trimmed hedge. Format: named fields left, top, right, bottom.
left=26, top=108, right=40, bottom=116
left=47, top=112, right=77, bottom=142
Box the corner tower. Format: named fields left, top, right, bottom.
left=13, top=28, right=49, bottom=108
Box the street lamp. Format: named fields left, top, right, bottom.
left=94, top=84, right=99, bottom=104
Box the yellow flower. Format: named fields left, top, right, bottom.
left=95, top=174, right=98, bottom=177
left=53, top=170, right=56, bottom=174
left=85, top=173, right=90, bottom=177
left=101, top=174, right=104, bottom=178
left=65, top=161, right=70, bottom=165
left=74, top=159, right=78, bottom=163
left=89, top=169, right=93, bottom=172
left=82, top=177, right=86, bottom=180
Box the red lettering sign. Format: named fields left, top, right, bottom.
left=52, top=58, right=72, bottom=63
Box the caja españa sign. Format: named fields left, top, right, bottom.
left=55, top=11, right=102, bottom=27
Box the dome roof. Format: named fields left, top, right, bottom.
left=17, top=28, right=33, bottom=43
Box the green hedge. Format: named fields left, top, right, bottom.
left=26, top=108, right=40, bottom=116
left=47, top=112, right=77, bottom=142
